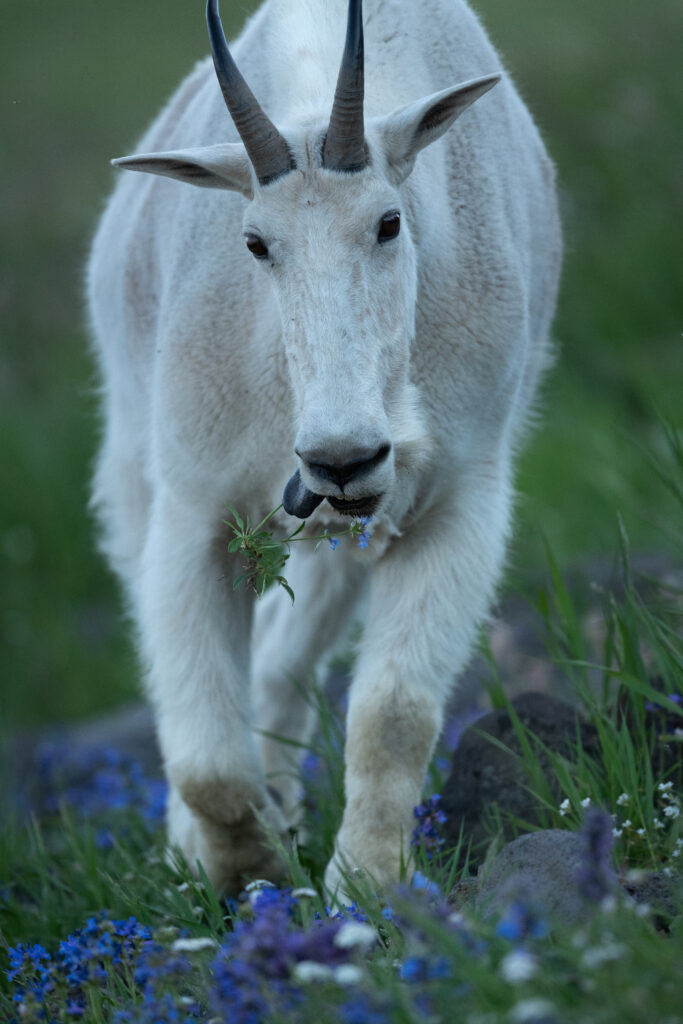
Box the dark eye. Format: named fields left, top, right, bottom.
left=245, top=233, right=268, bottom=259
left=378, top=210, right=400, bottom=243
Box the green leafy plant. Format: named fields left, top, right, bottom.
left=225, top=504, right=372, bottom=602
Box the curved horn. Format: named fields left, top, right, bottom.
left=206, top=0, right=295, bottom=185
left=323, top=0, right=367, bottom=172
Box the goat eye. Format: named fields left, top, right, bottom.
left=245, top=233, right=268, bottom=259
left=378, top=210, right=400, bottom=243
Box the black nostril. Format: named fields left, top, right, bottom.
left=307, top=443, right=391, bottom=488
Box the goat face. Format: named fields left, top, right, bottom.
left=242, top=154, right=418, bottom=518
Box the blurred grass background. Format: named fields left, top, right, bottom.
left=1, top=0, right=681, bottom=731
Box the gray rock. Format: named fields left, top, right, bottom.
left=621, top=871, right=683, bottom=925
left=476, top=829, right=611, bottom=924
left=440, top=692, right=600, bottom=867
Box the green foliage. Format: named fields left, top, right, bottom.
left=225, top=505, right=371, bottom=603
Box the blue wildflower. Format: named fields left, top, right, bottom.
left=400, top=954, right=451, bottom=983
left=340, top=993, right=390, bottom=1023
left=496, top=901, right=549, bottom=943
left=328, top=536, right=340, bottom=550
left=32, top=743, right=167, bottom=829
left=411, top=794, right=447, bottom=860
left=7, top=914, right=156, bottom=1020
left=411, top=871, right=442, bottom=900
left=209, top=889, right=366, bottom=1023
left=354, top=515, right=372, bottom=549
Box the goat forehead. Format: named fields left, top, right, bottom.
left=250, top=167, right=398, bottom=228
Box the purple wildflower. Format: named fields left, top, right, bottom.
left=575, top=807, right=616, bottom=903
left=411, top=795, right=447, bottom=860
left=209, top=889, right=367, bottom=1023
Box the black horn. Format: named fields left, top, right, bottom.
left=323, top=0, right=368, bottom=173
left=206, top=0, right=295, bottom=185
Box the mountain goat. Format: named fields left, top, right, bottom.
left=88, top=0, right=561, bottom=894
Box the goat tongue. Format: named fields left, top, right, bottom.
left=283, top=469, right=324, bottom=519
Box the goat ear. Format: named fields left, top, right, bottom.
left=376, top=74, right=501, bottom=183
left=112, top=143, right=254, bottom=198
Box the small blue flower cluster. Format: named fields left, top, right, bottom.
left=496, top=901, right=549, bottom=943
left=393, top=882, right=486, bottom=989
left=8, top=914, right=153, bottom=1019
left=645, top=692, right=683, bottom=735
left=209, top=888, right=361, bottom=1022
left=6, top=892, right=383, bottom=1022
left=355, top=516, right=372, bottom=549
left=327, top=515, right=373, bottom=551
left=115, top=942, right=201, bottom=1023
left=411, top=795, right=447, bottom=860
left=34, top=744, right=167, bottom=845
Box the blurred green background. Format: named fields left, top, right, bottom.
left=1, top=0, right=681, bottom=732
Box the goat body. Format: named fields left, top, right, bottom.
left=88, top=0, right=561, bottom=893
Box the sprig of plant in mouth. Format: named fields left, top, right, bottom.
left=225, top=504, right=372, bottom=603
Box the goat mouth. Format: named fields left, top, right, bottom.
left=283, top=469, right=380, bottom=520
left=327, top=494, right=380, bottom=516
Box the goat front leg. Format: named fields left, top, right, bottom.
left=138, top=492, right=288, bottom=894
left=252, top=543, right=366, bottom=826
left=324, top=472, right=512, bottom=893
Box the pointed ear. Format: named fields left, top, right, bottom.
left=376, top=73, right=501, bottom=183
left=112, top=143, right=255, bottom=198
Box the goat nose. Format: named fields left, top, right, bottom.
left=298, top=443, right=391, bottom=488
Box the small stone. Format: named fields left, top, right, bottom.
left=477, top=830, right=616, bottom=925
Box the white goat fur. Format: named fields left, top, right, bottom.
left=88, top=0, right=562, bottom=894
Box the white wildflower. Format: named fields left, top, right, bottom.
left=333, top=964, right=364, bottom=986
left=671, top=848, right=680, bottom=859
left=509, top=998, right=557, bottom=1023
left=171, top=936, right=218, bottom=954
left=612, top=828, right=623, bottom=838
left=622, top=819, right=632, bottom=829
left=636, top=828, right=646, bottom=836
left=334, top=921, right=377, bottom=950
left=581, top=942, right=625, bottom=969
left=601, top=894, right=617, bottom=915
left=500, top=950, right=537, bottom=983
left=293, top=961, right=334, bottom=983
left=558, top=798, right=570, bottom=816
left=654, top=817, right=665, bottom=829
left=657, top=781, right=674, bottom=793
left=616, top=793, right=630, bottom=806
left=580, top=797, right=592, bottom=808
left=663, top=804, right=680, bottom=819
